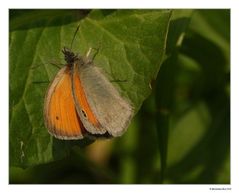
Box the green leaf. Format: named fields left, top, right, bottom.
left=9, top=9, right=172, bottom=167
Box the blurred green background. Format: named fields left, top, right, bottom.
left=9, top=9, right=230, bottom=184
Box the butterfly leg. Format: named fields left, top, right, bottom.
left=85, top=42, right=101, bottom=63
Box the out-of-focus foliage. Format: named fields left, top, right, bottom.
left=9, top=9, right=230, bottom=184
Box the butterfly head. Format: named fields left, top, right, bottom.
left=62, top=47, right=79, bottom=65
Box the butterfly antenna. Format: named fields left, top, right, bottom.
left=70, top=24, right=80, bottom=50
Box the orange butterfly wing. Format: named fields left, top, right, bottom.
left=71, top=62, right=107, bottom=135
left=44, top=65, right=85, bottom=139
